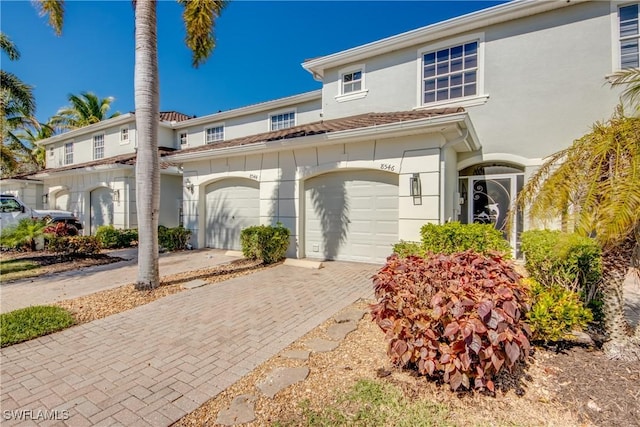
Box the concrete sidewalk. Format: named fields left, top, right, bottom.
left=0, top=261, right=378, bottom=426
left=0, top=249, right=238, bottom=314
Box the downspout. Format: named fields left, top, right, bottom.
left=439, top=128, right=469, bottom=224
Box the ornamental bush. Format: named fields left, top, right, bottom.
left=371, top=252, right=531, bottom=392
left=47, top=236, right=101, bottom=256
left=240, top=223, right=290, bottom=264
left=520, top=230, right=602, bottom=303
left=420, top=222, right=512, bottom=257
left=158, top=226, right=191, bottom=251
left=96, top=225, right=138, bottom=249
left=525, top=278, right=593, bottom=342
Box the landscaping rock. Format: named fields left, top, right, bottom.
left=327, top=321, right=358, bottom=340
left=569, top=330, right=595, bottom=347
left=334, top=308, right=366, bottom=323
left=182, top=279, right=207, bottom=289
left=257, top=367, right=310, bottom=398
left=281, top=349, right=310, bottom=360
left=215, top=394, right=257, bottom=425
left=305, top=338, right=338, bottom=353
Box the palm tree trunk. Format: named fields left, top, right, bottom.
left=601, top=235, right=640, bottom=361
left=134, top=0, right=160, bottom=290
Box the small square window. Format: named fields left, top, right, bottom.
left=342, top=70, right=363, bottom=94
left=120, top=127, right=129, bottom=142
left=179, top=132, right=188, bottom=145
left=205, top=126, right=224, bottom=144
left=49, top=147, right=54, bottom=157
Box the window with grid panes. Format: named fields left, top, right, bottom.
left=422, top=41, right=478, bottom=104
left=94, top=134, right=105, bottom=159
left=620, top=4, right=640, bottom=68
left=270, top=112, right=295, bottom=131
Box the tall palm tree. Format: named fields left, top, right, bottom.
left=36, top=0, right=227, bottom=289
left=515, top=107, right=640, bottom=361
left=17, top=121, right=55, bottom=170
left=50, top=92, right=120, bottom=130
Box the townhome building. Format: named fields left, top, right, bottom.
left=3, top=0, right=632, bottom=263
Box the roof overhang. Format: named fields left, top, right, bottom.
left=166, top=111, right=480, bottom=163
left=32, top=163, right=134, bottom=179
left=303, top=0, right=585, bottom=79
left=0, top=178, right=43, bottom=184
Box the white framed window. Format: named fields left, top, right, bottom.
left=205, top=125, right=224, bottom=144
left=343, top=70, right=362, bottom=94
left=120, top=127, right=129, bottom=144
left=619, top=4, right=640, bottom=68
left=179, top=132, right=188, bottom=146
left=49, top=147, right=54, bottom=158
left=270, top=111, right=295, bottom=131
left=64, top=142, right=73, bottom=165
left=93, top=134, right=105, bottom=159
left=335, top=64, right=369, bottom=102
left=422, top=40, right=478, bottom=105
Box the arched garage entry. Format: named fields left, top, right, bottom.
left=89, top=187, right=113, bottom=234
left=205, top=178, right=259, bottom=250
left=305, top=169, right=398, bottom=263
left=53, top=190, right=70, bottom=211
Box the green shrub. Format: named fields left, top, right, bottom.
left=371, top=252, right=531, bottom=392
left=47, top=236, right=101, bottom=256
left=520, top=230, right=602, bottom=302
left=420, top=222, right=512, bottom=257
left=0, top=218, right=48, bottom=251
left=240, top=223, right=290, bottom=264
left=525, top=278, right=593, bottom=342
left=96, top=225, right=138, bottom=249
left=1, top=306, right=75, bottom=347
left=392, top=240, right=425, bottom=258
left=158, top=225, right=191, bottom=251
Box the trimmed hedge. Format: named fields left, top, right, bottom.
left=158, top=226, right=191, bottom=251
left=96, top=225, right=138, bottom=249
left=47, top=235, right=101, bottom=256
left=393, top=222, right=511, bottom=258
left=520, top=230, right=601, bottom=301
left=240, top=223, right=290, bottom=264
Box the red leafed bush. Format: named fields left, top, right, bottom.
left=370, top=252, right=532, bottom=392
left=43, top=222, right=75, bottom=237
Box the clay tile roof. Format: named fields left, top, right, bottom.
left=176, top=107, right=464, bottom=156
left=39, top=147, right=177, bottom=174
left=159, top=111, right=193, bottom=122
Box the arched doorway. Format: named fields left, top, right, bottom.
left=89, top=187, right=114, bottom=234
left=458, top=163, right=524, bottom=256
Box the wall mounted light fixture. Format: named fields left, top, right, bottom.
left=113, top=189, right=120, bottom=203
left=410, top=173, right=422, bottom=205
left=42, top=194, right=49, bottom=204
left=185, top=179, right=194, bottom=193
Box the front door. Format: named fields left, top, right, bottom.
left=458, top=174, right=524, bottom=257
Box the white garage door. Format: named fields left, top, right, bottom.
left=305, top=170, right=398, bottom=263
left=205, top=178, right=259, bottom=250
left=90, top=187, right=113, bottom=234
left=54, top=190, right=70, bottom=211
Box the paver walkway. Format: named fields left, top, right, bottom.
left=0, top=249, right=236, bottom=313
left=0, top=261, right=377, bottom=426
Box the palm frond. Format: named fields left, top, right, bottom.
left=0, top=71, right=36, bottom=116
left=33, top=0, right=65, bottom=36
left=0, top=32, right=20, bottom=60
left=179, top=0, right=227, bottom=68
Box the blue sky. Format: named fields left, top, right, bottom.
left=2, top=1, right=505, bottom=123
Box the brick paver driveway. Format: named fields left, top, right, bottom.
left=0, top=262, right=378, bottom=426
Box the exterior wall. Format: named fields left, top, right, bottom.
left=181, top=133, right=446, bottom=257
left=45, top=120, right=137, bottom=168
left=176, top=98, right=322, bottom=150
left=0, top=180, right=44, bottom=209
left=321, top=2, right=621, bottom=162
left=43, top=168, right=135, bottom=233
left=159, top=174, right=183, bottom=228
left=158, top=126, right=175, bottom=150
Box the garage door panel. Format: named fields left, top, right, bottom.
left=205, top=179, right=259, bottom=250
left=305, top=170, right=398, bottom=263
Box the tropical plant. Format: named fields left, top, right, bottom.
left=50, top=92, right=120, bottom=130
left=35, top=0, right=227, bottom=290
left=514, top=107, right=640, bottom=360
left=0, top=218, right=48, bottom=251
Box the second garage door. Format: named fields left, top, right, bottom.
left=205, top=178, right=259, bottom=250
left=305, top=170, right=398, bottom=263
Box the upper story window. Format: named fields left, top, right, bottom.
left=270, top=111, right=295, bottom=131
left=179, top=132, right=188, bottom=146
left=93, top=134, right=105, bottom=159
left=49, top=147, right=54, bottom=158
left=619, top=4, right=640, bottom=68
left=205, top=126, right=224, bottom=144
left=422, top=41, right=478, bottom=104
left=64, top=142, right=73, bottom=165
left=120, top=127, right=129, bottom=144
left=342, top=70, right=362, bottom=94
